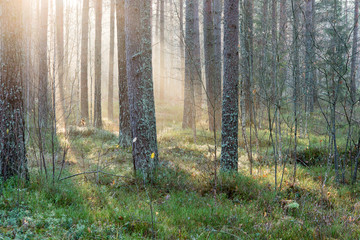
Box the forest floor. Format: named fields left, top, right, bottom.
left=1, top=101, right=360, bottom=239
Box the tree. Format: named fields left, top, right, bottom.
left=182, top=0, right=201, bottom=134
left=291, top=0, right=300, bottom=183
left=108, top=0, right=115, bottom=120
left=179, top=0, right=185, bottom=99
left=39, top=0, right=49, bottom=129
left=350, top=0, right=359, bottom=104
left=213, top=0, right=222, bottom=131
left=192, top=0, right=202, bottom=109
left=160, top=0, right=165, bottom=101
left=0, top=0, right=29, bottom=181
left=116, top=0, right=131, bottom=146
left=203, top=0, right=221, bottom=132
left=94, top=0, right=103, bottom=128
left=56, top=0, right=66, bottom=124
left=242, top=0, right=254, bottom=115
left=125, top=0, right=159, bottom=172
left=182, top=0, right=197, bottom=131
left=305, top=0, right=316, bottom=113
left=221, top=0, right=239, bottom=171
left=81, top=0, right=90, bottom=121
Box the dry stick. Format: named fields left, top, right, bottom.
left=59, top=170, right=129, bottom=181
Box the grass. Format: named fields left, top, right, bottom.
left=1, top=103, right=360, bottom=239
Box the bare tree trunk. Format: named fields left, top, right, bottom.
left=350, top=0, right=359, bottom=104
left=243, top=0, right=253, bottom=116
left=240, top=0, right=254, bottom=174
left=81, top=0, right=89, bottom=121
left=94, top=0, right=103, bottom=128
left=305, top=0, right=315, bottom=113
left=203, top=0, right=218, bottom=132
left=116, top=0, right=131, bottom=146
left=160, top=0, right=165, bottom=100
left=56, top=0, right=66, bottom=125
left=291, top=0, right=300, bottom=185
left=213, top=0, right=222, bottom=131
left=182, top=0, right=197, bottom=134
left=220, top=0, right=239, bottom=171
left=108, top=0, right=115, bottom=120
left=179, top=0, right=185, bottom=100
left=193, top=0, right=202, bottom=110
left=39, top=0, right=49, bottom=129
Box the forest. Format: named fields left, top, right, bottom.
left=0, top=0, right=360, bottom=239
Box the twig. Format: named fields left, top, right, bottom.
left=59, top=170, right=129, bottom=181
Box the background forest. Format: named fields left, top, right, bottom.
left=0, top=0, right=360, bottom=239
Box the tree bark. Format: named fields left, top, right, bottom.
left=56, top=0, right=66, bottom=125
left=351, top=0, right=359, bottom=104
left=242, top=0, right=254, bottom=116
left=182, top=0, right=196, bottom=131
left=305, top=0, right=315, bottom=112
left=94, top=0, right=103, bottom=128
left=125, top=0, right=159, bottom=172
left=160, top=0, right=165, bottom=100
left=0, top=0, right=29, bottom=181
left=203, top=0, right=219, bottom=132
left=39, top=0, right=49, bottom=129
left=108, top=0, right=115, bottom=120
left=81, top=0, right=89, bottom=121
left=193, top=0, right=202, bottom=109
left=213, top=0, right=222, bottom=131
left=221, top=0, right=239, bottom=171
left=291, top=0, right=300, bottom=184
left=116, top=0, right=131, bottom=146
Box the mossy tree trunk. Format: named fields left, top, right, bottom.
left=0, top=0, right=29, bottom=181
left=125, top=0, right=159, bottom=173
left=220, top=0, right=240, bottom=171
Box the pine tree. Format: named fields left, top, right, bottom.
left=221, top=0, right=240, bottom=171
left=0, top=0, right=29, bottom=181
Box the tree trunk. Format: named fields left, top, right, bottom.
left=94, top=0, right=103, bottom=128
left=0, top=0, right=29, bottom=181
left=56, top=0, right=66, bottom=125
left=291, top=0, right=300, bottom=184
left=39, top=0, right=49, bottom=129
left=305, top=0, right=315, bottom=113
left=182, top=0, right=196, bottom=132
left=213, top=0, right=222, bottom=131
left=108, top=0, right=115, bottom=120
left=271, top=0, right=278, bottom=106
left=81, top=0, right=89, bottom=121
left=350, top=0, right=359, bottom=104
left=221, top=0, right=239, bottom=171
left=279, top=0, right=287, bottom=93
left=203, top=0, right=218, bottom=132
left=243, top=0, right=254, bottom=116
left=193, top=0, right=202, bottom=110
left=160, top=0, right=165, bottom=100
left=116, top=0, right=131, bottom=147
left=179, top=0, right=185, bottom=101
left=125, top=0, right=159, bottom=172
